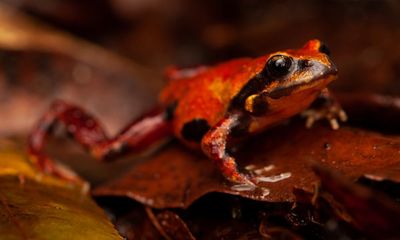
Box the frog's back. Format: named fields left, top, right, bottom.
left=159, top=57, right=264, bottom=146
left=160, top=58, right=251, bottom=103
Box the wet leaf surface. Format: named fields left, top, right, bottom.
left=94, top=121, right=400, bottom=209
left=0, top=139, right=122, bottom=240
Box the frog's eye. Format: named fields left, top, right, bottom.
left=266, top=55, right=293, bottom=78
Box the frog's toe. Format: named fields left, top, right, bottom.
left=326, top=107, right=347, bottom=130
left=329, top=118, right=339, bottom=130
left=301, top=109, right=320, bottom=128
left=228, top=172, right=256, bottom=186
left=228, top=172, right=257, bottom=191
left=303, top=111, right=316, bottom=128
left=302, top=106, right=347, bottom=130
left=338, top=109, right=348, bottom=122
left=30, top=154, right=87, bottom=188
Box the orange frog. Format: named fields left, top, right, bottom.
left=29, top=39, right=347, bottom=186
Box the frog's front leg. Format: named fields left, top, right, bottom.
left=201, top=113, right=254, bottom=186
left=302, top=88, right=347, bottom=130
left=28, top=100, right=172, bottom=181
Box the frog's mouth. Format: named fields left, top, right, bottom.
left=267, top=69, right=337, bottom=99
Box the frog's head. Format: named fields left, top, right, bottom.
left=238, top=39, right=338, bottom=116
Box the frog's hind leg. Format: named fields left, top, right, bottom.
left=28, top=100, right=173, bottom=181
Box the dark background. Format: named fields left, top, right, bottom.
left=7, top=0, right=397, bottom=92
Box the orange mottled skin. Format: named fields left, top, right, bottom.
left=160, top=58, right=261, bottom=146
left=28, top=39, right=346, bottom=186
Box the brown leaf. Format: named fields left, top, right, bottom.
left=93, top=121, right=400, bottom=208
left=339, top=93, right=400, bottom=134
left=97, top=198, right=163, bottom=240
left=146, top=209, right=195, bottom=240
left=143, top=193, right=339, bottom=239
left=314, top=165, right=400, bottom=239
left=93, top=94, right=400, bottom=208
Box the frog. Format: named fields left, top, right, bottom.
left=28, top=39, right=347, bottom=186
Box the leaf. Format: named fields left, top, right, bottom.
left=0, top=139, right=122, bottom=240
left=97, top=198, right=163, bottom=240
left=93, top=94, right=400, bottom=209
left=338, top=93, right=400, bottom=134
left=314, top=164, right=400, bottom=239
left=146, top=209, right=195, bottom=240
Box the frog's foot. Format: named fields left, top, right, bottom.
left=229, top=174, right=257, bottom=192
left=29, top=153, right=85, bottom=185
left=230, top=172, right=256, bottom=186
left=302, top=106, right=347, bottom=130
left=302, top=89, right=347, bottom=130
left=219, top=156, right=256, bottom=186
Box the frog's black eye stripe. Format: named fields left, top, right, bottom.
left=250, top=94, right=269, bottom=115
left=181, top=118, right=210, bottom=142
left=245, top=93, right=269, bottom=115
left=228, top=74, right=268, bottom=111
left=318, top=43, right=331, bottom=56
left=265, top=55, right=293, bottom=78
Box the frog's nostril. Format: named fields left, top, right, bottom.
left=298, top=60, right=313, bottom=69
